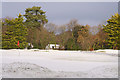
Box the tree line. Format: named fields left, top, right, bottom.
left=2, top=6, right=120, bottom=50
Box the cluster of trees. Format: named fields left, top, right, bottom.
left=2, top=6, right=120, bottom=50
left=55, top=23, right=108, bottom=50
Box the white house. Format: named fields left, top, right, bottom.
left=45, top=44, right=60, bottom=49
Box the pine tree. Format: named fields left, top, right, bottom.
left=65, top=38, right=78, bottom=50
left=103, top=13, right=120, bottom=49
left=24, top=6, right=48, bottom=49
left=2, top=14, right=28, bottom=49
left=24, top=6, right=48, bottom=28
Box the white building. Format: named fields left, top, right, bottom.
left=45, top=44, right=60, bottom=49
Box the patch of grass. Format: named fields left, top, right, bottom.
left=44, top=50, right=49, bottom=52
left=34, top=50, right=39, bottom=51
left=97, top=51, right=106, bottom=52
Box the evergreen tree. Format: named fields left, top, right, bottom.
left=24, top=6, right=48, bottom=49
left=2, top=14, right=28, bottom=49
left=24, top=6, right=48, bottom=28
left=103, top=13, right=120, bottom=49
left=73, top=25, right=82, bottom=42
left=65, top=38, right=79, bottom=50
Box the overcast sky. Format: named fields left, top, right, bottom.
left=2, top=2, right=118, bottom=26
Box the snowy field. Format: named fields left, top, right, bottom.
left=0, top=49, right=119, bottom=78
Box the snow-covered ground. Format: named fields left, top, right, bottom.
left=0, top=49, right=118, bottom=78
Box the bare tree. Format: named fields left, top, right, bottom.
left=45, top=23, right=57, bottom=34
left=66, top=19, right=78, bottom=31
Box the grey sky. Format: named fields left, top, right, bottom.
left=2, top=2, right=118, bottom=26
